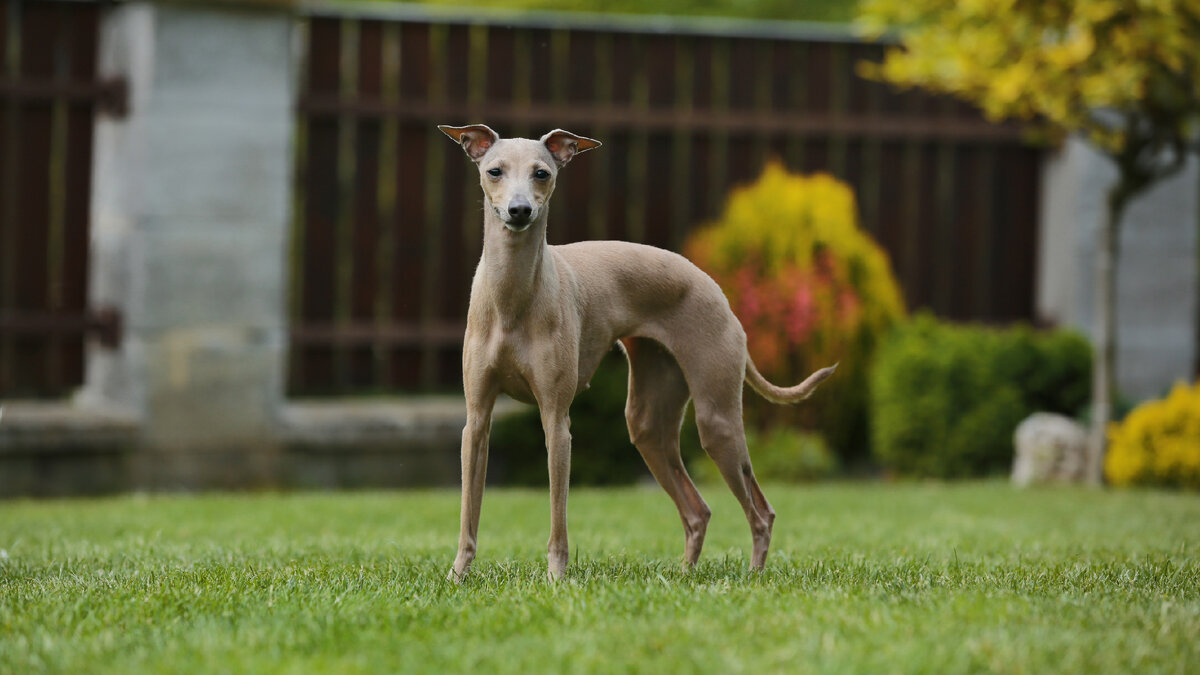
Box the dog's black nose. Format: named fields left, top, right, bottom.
left=508, top=201, right=532, bottom=220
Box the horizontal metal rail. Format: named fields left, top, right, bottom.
left=291, top=322, right=466, bottom=347
left=298, top=96, right=1025, bottom=142
left=0, top=77, right=128, bottom=116
left=0, top=308, right=122, bottom=350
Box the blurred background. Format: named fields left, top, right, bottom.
left=0, top=0, right=1196, bottom=496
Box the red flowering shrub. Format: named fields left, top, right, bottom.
left=685, top=163, right=905, bottom=460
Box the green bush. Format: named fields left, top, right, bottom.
left=870, top=314, right=1091, bottom=478
left=688, top=426, right=838, bottom=484
left=490, top=351, right=648, bottom=486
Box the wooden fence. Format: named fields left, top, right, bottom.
left=0, top=0, right=121, bottom=399
left=290, top=6, right=1043, bottom=396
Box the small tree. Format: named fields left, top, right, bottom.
left=858, top=0, right=1200, bottom=484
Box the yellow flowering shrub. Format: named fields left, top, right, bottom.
left=858, top=0, right=1200, bottom=154
left=684, top=163, right=905, bottom=459
left=1105, top=380, right=1200, bottom=489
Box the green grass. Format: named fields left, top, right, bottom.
left=2, top=483, right=1198, bottom=673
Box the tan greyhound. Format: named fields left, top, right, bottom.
left=439, top=123, right=836, bottom=582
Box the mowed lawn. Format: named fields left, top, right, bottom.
left=2, top=483, right=1198, bottom=674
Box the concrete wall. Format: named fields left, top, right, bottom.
left=78, top=1, right=295, bottom=488
left=1039, top=136, right=1199, bottom=401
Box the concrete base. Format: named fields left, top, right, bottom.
left=0, top=402, right=138, bottom=497
left=281, top=397, right=527, bottom=489
left=0, top=397, right=528, bottom=497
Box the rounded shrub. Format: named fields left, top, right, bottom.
left=689, top=426, right=838, bottom=484
left=870, top=314, right=1092, bottom=478
left=683, top=162, right=906, bottom=461
left=1105, top=379, right=1200, bottom=489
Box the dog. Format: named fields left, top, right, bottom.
left=438, top=124, right=836, bottom=581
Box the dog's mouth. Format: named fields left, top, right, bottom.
left=494, top=205, right=534, bottom=232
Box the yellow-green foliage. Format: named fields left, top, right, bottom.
left=858, top=0, right=1200, bottom=154
left=685, top=163, right=905, bottom=458
left=1105, top=380, right=1200, bottom=489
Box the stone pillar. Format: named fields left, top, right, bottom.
left=1038, top=136, right=1199, bottom=401
left=79, top=1, right=295, bottom=488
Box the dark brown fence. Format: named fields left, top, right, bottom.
left=290, top=6, right=1043, bottom=395
left=0, top=0, right=120, bottom=398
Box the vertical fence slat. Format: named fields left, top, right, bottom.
left=298, top=17, right=341, bottom=392
left=585, top=32, right=611, bottom=241
left=973, top=146, right=997, bottom=319
left=991, top=145, right=1016, bottom=320
left=687, top=37, right=714, bottom=230
left=1010, top=147, right=1039, bottom=320
left=602, top=32, right=633, bottom=242
left=485, top=26, right=514, bottom=105
left=558, top=29, right=596, bottom=245
left=389, top=21, right=430, bottom=389
left=913, top=142, right=939, bottom=311
left=706, top=38, right=729, bottom=218
left=434, top=23, right=469, bottom=387
left=372, top=22, right=402, bottom=390
left=932, top=141, right=956, bottom=315
left=0, top=0, right=13, bottom=394
left=13, top=2, right=57, bottom=393
left=877, top=140, right=906, bottom=303
left=668, top=35, right=693, bottom=247
left=527, top=27, right=553, bottom=107
left=725, top=38, right=755, bottom=188
left=643, top=34, right=674, bottom=249
left=58, top=1, right=98, bottom=390
left=827, top=43, right=849, bottom=176
left=348, top=20, right=382, bottom=389
left=950, top=145, right=981, bottom=318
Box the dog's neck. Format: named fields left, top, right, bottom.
left=478, top=202, right=553, bottom=320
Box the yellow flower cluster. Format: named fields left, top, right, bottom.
left=1105, top=380, right=1200, bottom=489
left=686, top=162, right=905, bottom=337
left=858, top=0, right=1200, bottom=154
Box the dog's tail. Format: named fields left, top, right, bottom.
left=744, top=355, right=837, bottom=404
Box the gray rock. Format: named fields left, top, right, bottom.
left=1012, top=412, right=1088, bottom=486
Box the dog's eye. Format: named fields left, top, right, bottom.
left=487, top=168, right=503, bottom=177
left=533, top=169, right=550, bottom=180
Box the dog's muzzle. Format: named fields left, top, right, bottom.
left=495, top=202, right=534, bottom=232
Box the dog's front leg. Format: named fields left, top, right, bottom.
left=540, top=404, right=572, bottom=581
left=450, top=383, right=498, bottom=582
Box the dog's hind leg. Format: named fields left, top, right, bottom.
left=685, top=359, right=776, bottom=570
left=623, top=338, right=712, bottom=568
left=696, top=407, right=776, bottom=569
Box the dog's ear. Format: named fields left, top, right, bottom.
left=438, top=124, right=500, bottom=161
left=540, top=129, right=602, bottom=167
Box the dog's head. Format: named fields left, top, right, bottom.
left=438, top=124, right=601, bottom=232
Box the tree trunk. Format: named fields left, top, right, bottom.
left=1086, top=185, right=1128, bottom=485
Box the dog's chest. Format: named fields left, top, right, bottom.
left=486, top=330, right=538, bottom=404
